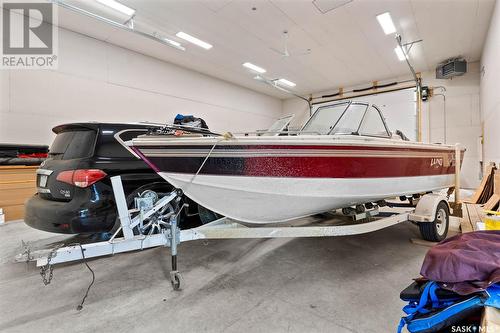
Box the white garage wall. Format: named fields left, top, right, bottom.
left=480, top=0, right=500, bottom=167
left=282, top=64, right=481, bottom=188
left=0, top=28, right=282, bottom=145
left=420, top=63, right=481, bottom=189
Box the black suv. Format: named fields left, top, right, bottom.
left=24, top=122, right=176, bottom=234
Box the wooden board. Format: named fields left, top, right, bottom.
left=495, top=170, right=500, bottom=195
left=2, top=204, right=25, bottom=221
left=484, top=194, right=500, bottom=211
left=466, top=165, right=495, bottom=204
left=481, top=307, right=500, bottom=332
left=0, top=165, right=37, bottom=183
left=460, top=203, right=482, bottom=233
left=0, top=165, right=37, bottom=222
left=0, top=186, right=36, bottom=206
left=471, top=204, right=485, bottom=225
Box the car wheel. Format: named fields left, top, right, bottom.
left=110, top=182, right=174, bottom=236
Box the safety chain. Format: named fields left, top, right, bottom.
left=39, top=244, right=64, bottom=285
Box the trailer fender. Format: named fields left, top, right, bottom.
left=409, top=193, right=449, bottom=223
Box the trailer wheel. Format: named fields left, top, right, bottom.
left=170, top=271, right=182, bottom=290
left=419, top=201, right=449, bottom=242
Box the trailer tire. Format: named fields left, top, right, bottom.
left=419, top=201, right=449, bottom=242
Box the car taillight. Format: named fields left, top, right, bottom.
left=56, top=169, right=107, bottom=188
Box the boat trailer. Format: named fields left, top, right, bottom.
left=16, top=176, right=452, bottom=290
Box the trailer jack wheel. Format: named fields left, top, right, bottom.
left=170, top=271, right=182, bottom=290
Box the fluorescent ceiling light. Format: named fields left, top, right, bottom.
left=394, top=47, right=407, bottom=61
left=376, top=12, right=396, bottom=35
left=176, top=32, right=212, bottom=49
left=242, top=62, right=266, bottom=74
left=313, top=0, right=353, bottom=14
left=276, top=78, right=296, bottom=87
left=95, top=0, right=135, bottom=16
left=163, top=38, right=182, bottom=48
left=55, top=1, right=184, bottom=52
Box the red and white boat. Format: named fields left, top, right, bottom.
left=127, top=101, right=465, bottom=224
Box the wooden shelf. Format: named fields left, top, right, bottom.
left=0, top=165, right=38, bottom=222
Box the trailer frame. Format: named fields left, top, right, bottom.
left=16, top=175, right=450, bottom=290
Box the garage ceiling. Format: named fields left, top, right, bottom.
left=57, top=0, right=495, bottom=98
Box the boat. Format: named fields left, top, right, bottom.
left=125, top=101, right=465, bottom=224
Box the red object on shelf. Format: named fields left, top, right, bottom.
left=17, top=153, right=48, bottom=158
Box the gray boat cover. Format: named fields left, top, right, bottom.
left=420, top=231, right=500, bottom=295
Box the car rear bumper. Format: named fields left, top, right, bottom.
left=24, top=192, right=116, bottom=234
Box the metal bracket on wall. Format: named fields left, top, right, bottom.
left=395, top=34, right=424, bottom=141
left=402, top=39, right=423, bottom=55
left=254, top=74, right=313, bottom=116
left=395, top=34, right=421, bottom=86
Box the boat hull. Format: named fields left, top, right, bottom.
left=159, top=172, right=455, bottom=223
left=130, top=137, right=463, bottom=224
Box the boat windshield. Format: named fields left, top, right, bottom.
left=302, top=102, right=390, bottom=137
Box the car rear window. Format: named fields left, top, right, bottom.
left=49, top=130, right=96, bottom=160
left=94, top=129, right=146, bottom=158
left=95, top=140, right=134, bottom=158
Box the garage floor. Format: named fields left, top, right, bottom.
left=0, top=220, right=431, bottom=333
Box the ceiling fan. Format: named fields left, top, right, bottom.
left=270, top=30, right=311, bottom=58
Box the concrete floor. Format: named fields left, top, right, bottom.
left=0, top=220, right=432, bottom=333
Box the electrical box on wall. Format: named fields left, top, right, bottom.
left=421, top=86, right=429, bottom=101
left=436, top=58, right=467, bottom=79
